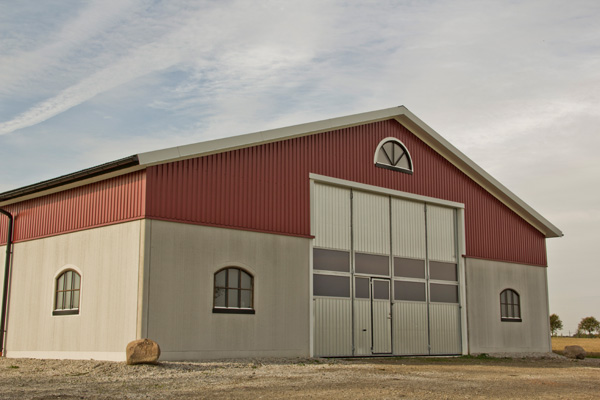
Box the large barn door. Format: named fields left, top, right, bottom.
left=426, top=205, right=461, bottom=355
left=312, top=182, right=462, bottom=357
left=312, top=183, right=353, bottom=357
left=391, top=198, right=430, bottom=355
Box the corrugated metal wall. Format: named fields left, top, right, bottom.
left=353, top=191, right=390, bottom=255
left=392, top=302, right=429, bottom=355
left=427, top=205, right=457, bottom=263
left=313, top=184, right=351, bottom=250
left=145, top=120, right=547, bottom=266
left=2, top=119, right=547, bottom=265
left=313, top=298, right=353, bottom=357
left=429, top=303, right=462, bottom=354
left=391, top=198, right=426, bottom=259
left=0, top=171, right=146, bottom=244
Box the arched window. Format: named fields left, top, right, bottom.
left=213, top=267, right=254, bottom=314
left=500, top=289, right=521, bottom=322
left=54, top=270, right=81, bottom=316
left=374, top=138, right=413, bottom=174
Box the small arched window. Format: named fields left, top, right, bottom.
left=213, top=267, right=254, bottom=314
left=500, top=289, right=521, bottom=322
left=54, top=270, right=81, bottom=316
left=374, top=138, right=413, bottom=174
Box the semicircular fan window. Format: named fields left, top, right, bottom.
left=374, top=138, right=413, bottom=174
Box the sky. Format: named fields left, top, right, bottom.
left=0, top=0, right=598, bottom=335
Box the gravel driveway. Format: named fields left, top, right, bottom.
left=1, top=355, right=599, bottom=399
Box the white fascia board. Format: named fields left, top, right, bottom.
left=395, top=109, right=563, bottom=239
left=137, top=105, right=561, bottom=238
left=136, top=107, right=404, bottom=166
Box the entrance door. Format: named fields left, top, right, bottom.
left=371, top=279, right=392, bottom=354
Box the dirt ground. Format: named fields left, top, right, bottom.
left=1, top=355, right=599, bottom=399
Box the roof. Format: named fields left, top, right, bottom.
left=0, top=106, right=563, bottom=238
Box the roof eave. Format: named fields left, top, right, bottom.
left=0, top=155, right=140, bottom=204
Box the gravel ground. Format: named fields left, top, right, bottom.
left=1, top=354, right=599, bottom=399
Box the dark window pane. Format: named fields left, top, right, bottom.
left=355, top=277, right=370, bottom=299
left=501, top=303, right=508, bottom=317
left=313, top=274, right=350, bottom=297
left=215, top=288, right=226, bottom=307
left=500, top=290, right=507, bottom=304
left=64, top=289, right=72, bottom=309
left=215, top=270, right=226, bottom=287
left=55, top=291, right=62, bottom=310
left=228, top=268, right=239, bottom=288
left=313, top=249, right=350, bottom=272
left=430, top=283, right=458, bottom=303
left=394, top=258, right=425, bottom=279
left=394, top=281, right=426, bottom=301
left=73, top=290, right=80, bottom=309
left=240, top=271, right=252, bottom=289
left=65, top=271, right=72, bottom=291
left=373, top=280, right=390, bottom=300
left=429, top=261, right=457, bottom=281
left=240, top=290, right=252, bottom=308
left=228, top=289, right=239, bottom=308
left=355, top=253, right=389, bottom=276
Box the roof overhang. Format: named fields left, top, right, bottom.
left=0, top=155, right=141, bottom=204
left=0, top=106, right=563, bottom=238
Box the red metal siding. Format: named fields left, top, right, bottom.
left=0, top=171, right=146, bottom=244
left=146, top=120, right=547, bottom=266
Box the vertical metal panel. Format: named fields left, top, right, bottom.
left=352, top=191, right=390, bottom=255
left=142, top=119, right=547, bottom=265
left=313, top=298, right=353, bottom=357
left=391, top=198, right=426, bottom=259
left=313, top=183, right=351, bottom=250
left=392, top=302, right=429, bottom=355
left=0, top=118, right=547, bottom=266
left=427, top=205, right=456, bottom=263
left=0, top=171, right=146, bottom=244
left=372, top=299, right=392, bottom=353
left=353, top=299, right=371, bottom=355
left=429, top=303, right=461, bottom=354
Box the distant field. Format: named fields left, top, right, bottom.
left=552, top=337, right=600, bottom=356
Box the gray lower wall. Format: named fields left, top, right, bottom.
left=3, top=221, right=142, bottom=360
left=466, top=258, right=551, bottom=354
left=144, top=220, right=311, bottom=360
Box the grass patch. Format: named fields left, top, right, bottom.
left=461, top=353, right=495, bottom=360
left=552, top=337, right=600, bottom=353
left=7, top=365, right=19, bottom=369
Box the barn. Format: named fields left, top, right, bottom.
left=0, top=106, right=562, bottom=361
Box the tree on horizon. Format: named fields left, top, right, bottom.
left=577, top=316, right=600, bottom=337
left=550, top=314, right=563, bottom=336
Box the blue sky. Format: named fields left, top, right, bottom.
left=1, top=0, right=599, bottom=334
